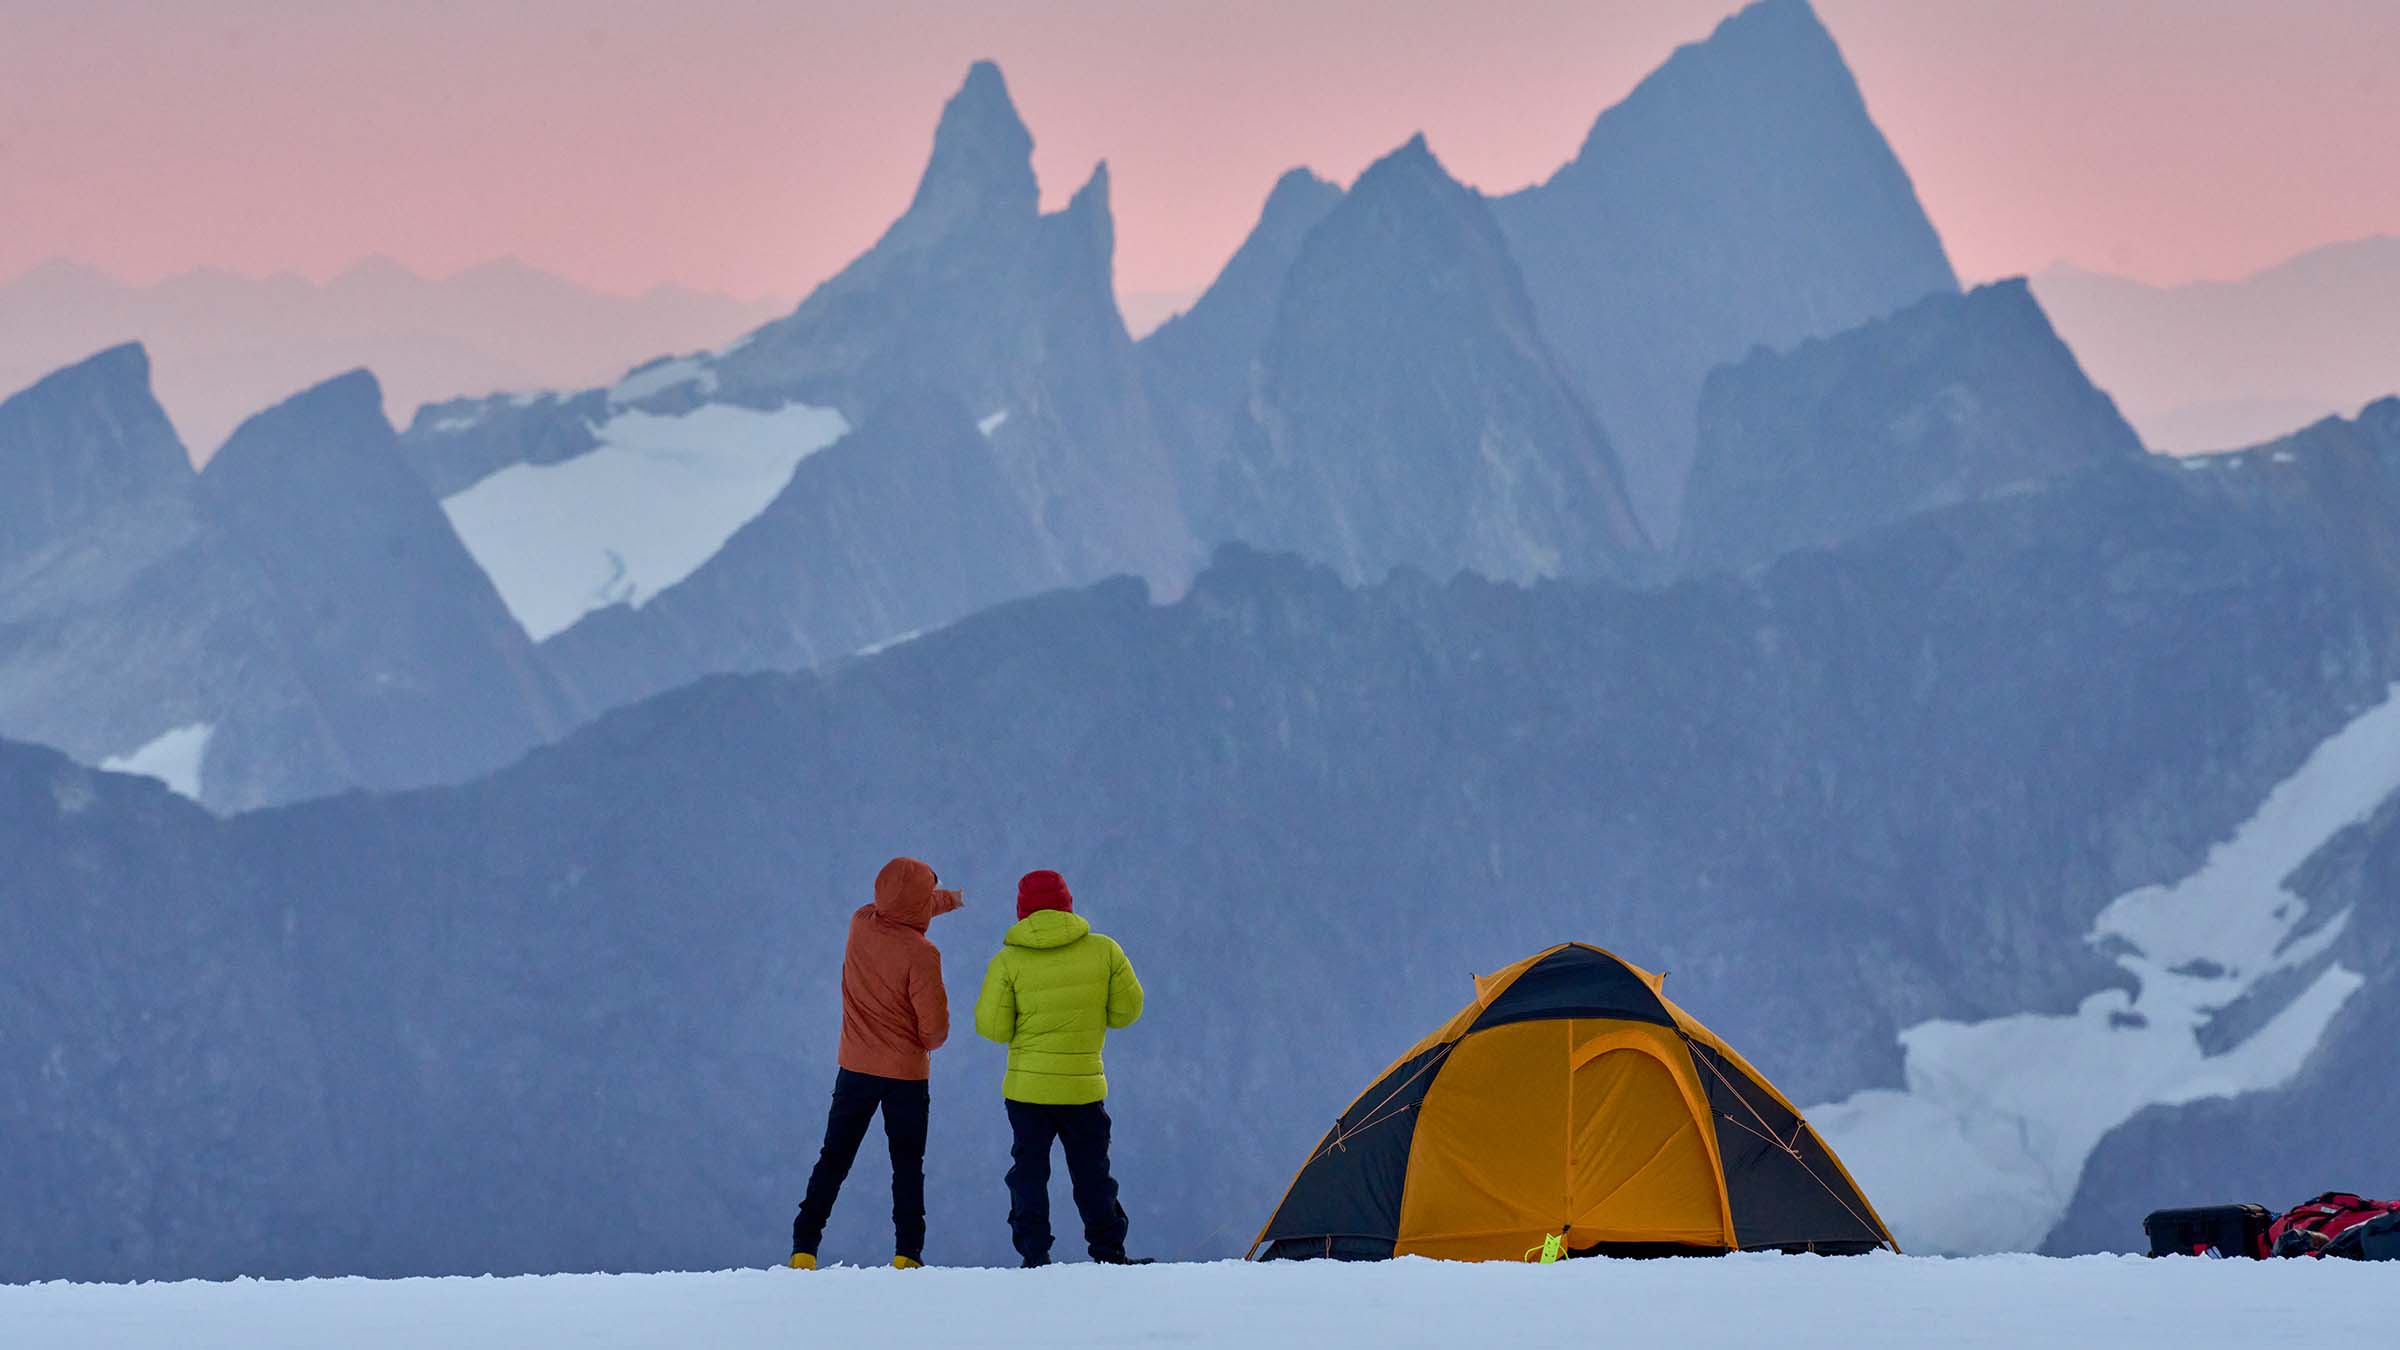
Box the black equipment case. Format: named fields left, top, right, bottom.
left=2143, top=1204, right=2273, bottom=1259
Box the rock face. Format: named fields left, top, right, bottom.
left=0, top=344, right=191, bottom=574
left=2036, top=397, right=2400, bottom=1256
left=1680, top=281, right=2147, bottom=572
left=8, top=439, right=2399, bottom=1278
left=1216, top=138, right=1649, bottom=584
left=0, top=743, right=350, bottom=1279
left=193, top=370, right=567, bottom=801
left=1492, top=0, right=1959, bottom=544
left=2163, top=397, right=2400, bottom=592
left=0, top=346, right=280, bottom=800
left=0, top=349, right=563, bottom=810
left=400, top=62, right=1182, bottom=717
left=1139, top=168, right=1343, bottom=534
left=709, top=64, right=1188, bottom=591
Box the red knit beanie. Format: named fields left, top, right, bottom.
left=1016, top=869, right=1074, bottom=920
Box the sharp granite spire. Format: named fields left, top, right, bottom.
left=889, top=59, right=1040, bottom=247
left=1494, top=0, right=1960, bottom=546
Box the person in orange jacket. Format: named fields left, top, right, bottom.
left=789, top=857, right=962, bottom=1270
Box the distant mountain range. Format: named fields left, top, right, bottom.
left=2031, top=236, right=2400, bottom=453
left=9, top=408, right=2400, bottom=1275
left=0, top=348, right=566, bottom=811
left=0, top=258, right=792, bottom=458
left=0, top=0, right=2280, bottom=814
left=5, top=0, right=2400, bottom=1285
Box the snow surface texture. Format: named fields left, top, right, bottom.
left=5, top=1255, right=2393, bottom=1349
left=439, top=402, right=850, bottom=642
left=97, top=722, right=213, bottom=802
left=1813, top=684, right=2400, bottom=1254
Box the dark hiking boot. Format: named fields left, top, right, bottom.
left=1021, top=1255, right=1052, bottom=1269
left=1092, top=1252, right=1155, bottom=1265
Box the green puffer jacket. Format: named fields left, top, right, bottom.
left=973, top=910, right=1144, bottom=1105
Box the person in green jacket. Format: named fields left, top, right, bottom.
left=974, top=868, right=1147, bottom=1266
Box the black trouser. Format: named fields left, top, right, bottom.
left=1004, top=1098, right=1129, bottom=1264
left=792, top=1069, right=930, bottom=1260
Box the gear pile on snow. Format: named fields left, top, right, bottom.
left=2143, top=1193, right=2400, bottom=1260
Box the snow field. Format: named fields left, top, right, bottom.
left=4, top=1253, right=2392, bottom=1349
left=98, top=722, right=214, bottom=802
left=1813, top=683, right=2400, bottom=1254
left=438, top=401, right=850, bottom=642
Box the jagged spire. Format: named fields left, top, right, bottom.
left=899, top=60, right=1038, bottom=236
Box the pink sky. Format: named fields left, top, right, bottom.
left=3, top=0, right=2395, bottom=303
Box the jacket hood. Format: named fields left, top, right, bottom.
left=1004, top=909, right=1091, bottom=950
left=873, top=856, right=961, bottom=931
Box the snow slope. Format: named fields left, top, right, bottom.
left=5, top=1255, right=2392, bottom=1349
left=438, top=401, right=849, bottom=641
left=97, top=722, right=213, bottom=802
left=1812, top=684, right=2400, bottom=1254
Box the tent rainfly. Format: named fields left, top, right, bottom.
left=1250, top=943, right=1897, bottom=1262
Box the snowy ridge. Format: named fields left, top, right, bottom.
left=438, top=401, right=850, bottom=642
left=1812, top=684, right=2400, bottom=1254
left=419, top=390, right=558, bottom=436
left=607, top=355, right=718, bottom=406
left=5, top=1255, right=2392, bottom=1348
left=99, top=723, right=214, bottom=802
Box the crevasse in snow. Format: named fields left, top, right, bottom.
left=1810, top=684, right=2400, bottom=1254
left=439, top=401, right=850, bottom=642
left=99, top=723, right=215, bottom=802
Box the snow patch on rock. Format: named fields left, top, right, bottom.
left=440, top=401, right=850, bottom=642
left=100, top=722, right=214, bottom=802
left=608, top=355, right=718, bottom=406
left=1812, top=684, right=2400, bottom=1254
left=853, top=627, right=928, bottom=658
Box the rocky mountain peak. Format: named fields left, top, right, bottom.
left=896, top=60, right=1039, bottom=240
left=1224, top=132, right=1649, bottom=585
left=1680, top=279, right=2144, bottom=572
left=1563, top=0, right=1849, bottom=174
left=0, top=342, right=193, bottom=572
left=1055, top=160, right=1117, bottom=264
left=1493, top=0, right=1959, bottom=546
left=201, top=369, right=391, bottom=492
left=1303, top=136, right=1536, bottom=342
left=1260, top=166, right=1343, bottom=225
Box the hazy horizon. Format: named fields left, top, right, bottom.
left=6, top=0, right=2397, bottom=305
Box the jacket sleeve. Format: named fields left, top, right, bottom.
left=974, top=950, right=1017, bottom=1044
left=910, top=947, right=950, bottom=1052
left=1104, top=939, right=1144, bottom=1030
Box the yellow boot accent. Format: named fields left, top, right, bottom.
left=787, top=1252, right=817, bottom=1270
left=892, top=1255, right=924, bottom=1270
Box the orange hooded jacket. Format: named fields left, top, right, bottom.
left=836, top=857, right=963, bottom=1080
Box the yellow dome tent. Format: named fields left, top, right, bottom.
left=1249, top=943, right=1897, bottom=1261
